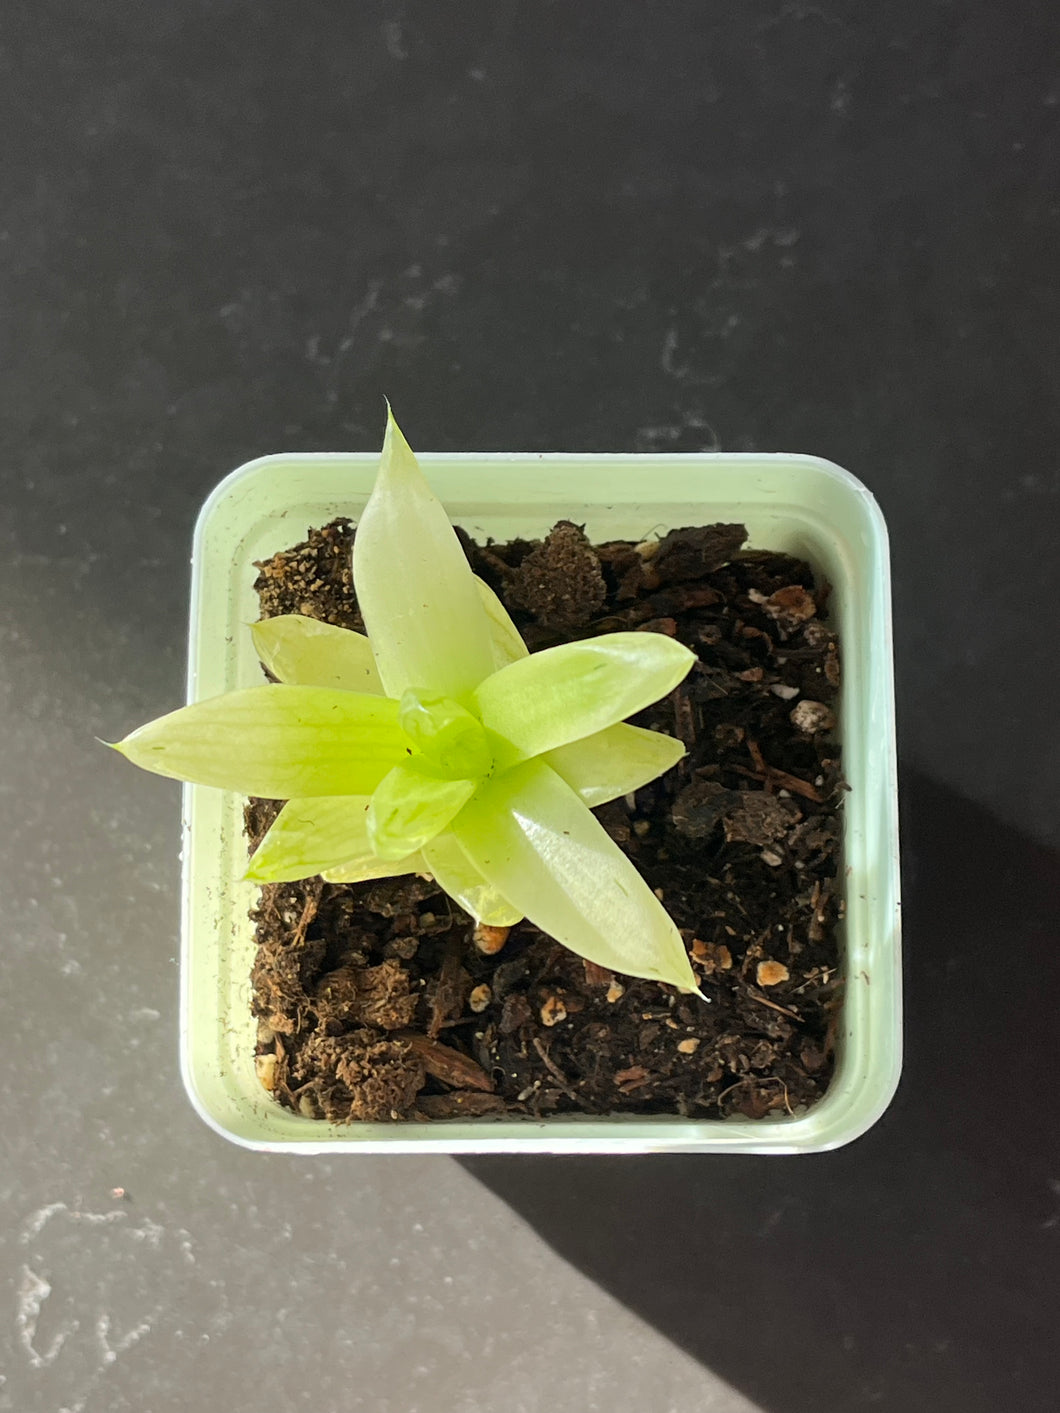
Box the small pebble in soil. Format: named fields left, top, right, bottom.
left=790, top=699, right=837, bottom=735
left=469, top=984, right=492, bottom=1013
left=540, top=995, right=568, bottom=1027
left=692, top=940, right=733, bottom=973
left=473, top=923, right=510, bottom=955
left=255, top=1053, right=278, bottom=1091
left=677, top=1038, right=701, bottom=1055
left=757, top=960, right=791, bottom=987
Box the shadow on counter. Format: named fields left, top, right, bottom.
left=464, top=768, right=1060, bottom=1413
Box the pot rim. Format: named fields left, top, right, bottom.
left=181, top=450, right=901, bottom=1154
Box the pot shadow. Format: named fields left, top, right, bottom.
left=463, top=769, right=1060, bottom=1413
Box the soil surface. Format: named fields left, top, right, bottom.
left=247, top=518, right=844, bottom=1122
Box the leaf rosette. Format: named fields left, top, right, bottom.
left=114, top=411, right=699, bottom=990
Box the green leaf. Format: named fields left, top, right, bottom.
left=112, top=685, right=407, bottom=796
left=420, top=833, right=524, bottom=926
left=545, top=723, right=686, bottom=807
left=474, top=575, right=529, bottom=668
left=250, top=615, right=383, bottom=693
left=322, top=853, right=426, bottom=884
left=249, top=585, right=524, bottom=693
left=367, top=762, right=477, bottom=861
left=472, top=631, right=696, bottom=768
left=452, top=759, right=699, bottom=991
left=353, top=407, right=496, bottom=702
left=245, top=795, right=375, bottom=882
left=398, top=689, right=493, bottom=779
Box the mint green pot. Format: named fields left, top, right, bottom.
left=181, top=452, right=901, bottom=1153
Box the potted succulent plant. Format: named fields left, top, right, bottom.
left=112, top=411, right=901, bottom=1153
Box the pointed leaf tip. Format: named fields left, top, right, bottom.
left=379, top=403, right=417, bottom=479
left=545, top=723, right=686, bottom=807
left=420, top=833, right=524, bottom=927
left=452, top=759, right=699, bottom=992
left=354, top=408, right=495, bottom=700
left=113, top=685, right=407, bottom=796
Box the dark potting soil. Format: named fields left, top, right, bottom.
left=246, top=517, right=844, bottom=1123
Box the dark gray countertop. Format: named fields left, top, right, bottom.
left=2, top=3, right=1057, bottom=1411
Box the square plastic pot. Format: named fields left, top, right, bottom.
left=182, top=451, right=900, bottom=1154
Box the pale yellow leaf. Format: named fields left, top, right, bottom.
left=353, top=407, right=495, bottom=701
left=545, top=723, right=685, bottom=807
left=452, top=759, right=699, bottom=991
left=250, top=615, right=383, bottom=693
left=113, top=685, right=406, bottom=796
left=322, top=853, right=426, bottom=884
left=245, top=796, right=375, bottom=882
left=420, top=833, right=523, bottom=926
left=367, top=763, right=477, bottom=860
left=474, top=575, right=529, bottom=669
left=472, top=631, right=695, bottom=768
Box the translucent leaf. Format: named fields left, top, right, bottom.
left=321, top=853, right=426, bottom=884
left=353, top=408, right=495, bottom=702
left=112, top=685, right=407, bottom=797
left=245, top=795, right=375, bottom=882
left=420, top=833, right=524, bottom=927
left=367, top=762, right=477, bottom=861
left=474, top=575, right=529, bottom=668
left=248, top=587, right=522, bottom=693
left=250, top=615, right=383, bottom=693
left=398, top=690, right=493, bottom=779
left=452, top=759, right=699, bottom=991
left=472, top=631, right=696, bottom=768
left=545, top=723, right=686, bottom=807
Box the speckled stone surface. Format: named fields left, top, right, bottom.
left=1, top=3, right=1057, bottom=1411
